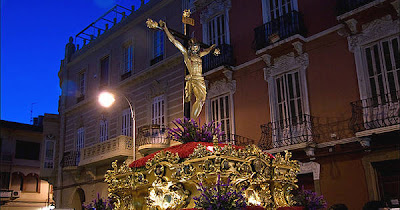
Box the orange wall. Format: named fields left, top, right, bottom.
left=318, top=154, right=369, bottom=209
left=298, top=0, right=338, bottom=36
left=234, top=62, right=269, bottom=141
left=306, top=33, right=360, bottom=119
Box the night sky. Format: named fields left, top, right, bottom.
left=1, top=0, right=144, bottom=124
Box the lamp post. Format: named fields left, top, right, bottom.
left=98, top=91, right=136, bottom=160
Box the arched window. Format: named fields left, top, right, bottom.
left=10, top=172, right=23, bottom=191
left=24, top=173, right=39, bottom=192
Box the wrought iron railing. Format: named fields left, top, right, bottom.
left=258, top=114, right=314, bottom=150
left=336, top=0, right=376, bottom=15
left=61, top=151, right=80, bottom=168
left=254, top=11, right=306, bottom=50
left=350, top=91, right=400, bottom=132
left=136, top=124, right=170, bottom=147
left=202, top=44, right=234, bottom=73
left=220, top=133, right=257, bottom=147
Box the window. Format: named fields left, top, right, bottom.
left=210, top=94, right=231, bottom=138
left=0, top=172, right=10, bottom=190
left=151, top=30, right=164, bottom=65
left=122, top=108, right=133, bottom=136
left=364, top=36, right=400, bottom=103
left=77, top=127, right=85, bottom=151
left=152, top=95, right=165, bottom=126
left=206, top=14, right=226, bottom=46
left=79, top=71, right=86, bottom=96
left=275, top=71, right=303, bottom=124
left=15, top=141, right=40, bottom=160
left=100, top=56, right=109, bottom=86
left=123, top=44, right=133, bottom=73
left=44, top=140, right=55, bottom=169
left=263, top=0, right=297, bottom=22
left=100, top=119, right=108, bottom=142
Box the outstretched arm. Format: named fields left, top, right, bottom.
left=199, top=44, right=217, bottom=57
left=159, top=20, right=187, bottom=57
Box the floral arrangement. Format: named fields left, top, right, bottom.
left=167, top=117, right=224, bottom=143
left=193, top=175, right=247, bottom=210
left=293, top=186, right=327, bottom=210
left=82, top=193, right=113, bottom=210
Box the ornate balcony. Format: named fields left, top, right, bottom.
left=61, top=151, right=80, bottom=170
left=258, top=114, right=315, bottom=150
left=336, top=0, right=376, bottom=15
left=350, top=91, right=400, bottom=135
left=202, top=44, right=234, bottom=73
left=79, top=135, right=133, bottom=166
left=254, top=11, right=306, bottom=50
left=137, top=124, right=170, bottom=156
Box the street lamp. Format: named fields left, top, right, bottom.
left=98, top=91, right=136, bottom=160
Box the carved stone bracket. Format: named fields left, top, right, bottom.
left=292, top=41, right=303, bottom=55
left=345, top=18, right=358, bottom=34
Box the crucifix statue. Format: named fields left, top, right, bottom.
left=146, top=10, right=220, bottom=119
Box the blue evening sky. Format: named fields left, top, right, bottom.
left=1, top=0, right=144, bottom=124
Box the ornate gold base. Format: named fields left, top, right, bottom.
left=105, top=143, right=299, bottom=210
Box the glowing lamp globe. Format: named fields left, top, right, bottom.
left=98, top=92, right=115, bottom=108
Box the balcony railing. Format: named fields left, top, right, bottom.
left=350, top=91, right=400, bottom=133
left=220, top=134, right=257, bottom=147
left=137, top=124, right=170, bottom=155
left=202, top=44, right=234, bottom=73
left=61, top=151, right=80, bottom=168
left=79, top=135, right=133, bottom=166
left=254, top=11, right=306, bottom=50
left=336, top=0, right=376, bottom=15
left=258, top=114, right=314, bottom=150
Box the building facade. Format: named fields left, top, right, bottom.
left=56, top=0, right=399, bottom=209
left=0, top=116, right=58, bottom=210
left=56, top=0, right=188, bottom=209
left=189, top=0, right=399, bottom=209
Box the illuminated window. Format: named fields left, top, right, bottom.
left=100, top=119, right=108, bottom=142
left=210, top=94, right=231, bottom=138
left=44, top=140, right=55, bottom=168
left=122, top=108, right=132, bottom=136
left=152, top=95, right=165, bottom=126
left=123, top=44, right=133, bottom=73
left=206, top=14, right=226, bottom=46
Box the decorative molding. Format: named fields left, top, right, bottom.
left=298, top=161, right=320, bottom=180
left=345, top=18, right=358, bottom=34
left=348, top=15, right=399, bottom=52
left=199, top=0, right=231, bottom=24
left=207, top=78, right=236, bottom=99
left=263, top=52, right=309, bottom=81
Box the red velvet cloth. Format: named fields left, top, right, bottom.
left=129, top=142, right=274, bottom=168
